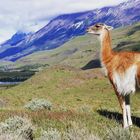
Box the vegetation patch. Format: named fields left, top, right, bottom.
left=38, top=128, right=61, bottom=140
left=105, top=126, right=137, bottom=140
left=37, top=122, right=100, bottom=140
left=0, top=116, right=33, bottom=140
left=24, top=99, right=52, bottom=111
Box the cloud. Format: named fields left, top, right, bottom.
left=0, top=0, right=127, bottom=43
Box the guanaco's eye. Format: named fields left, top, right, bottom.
left=95, top=25, right=100, bottom=28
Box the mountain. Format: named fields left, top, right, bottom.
left=2, top=32, right=28, bottom=46
left=1, top=0, right=140, bottom=61
left=0, top=32, right=32, bottom=61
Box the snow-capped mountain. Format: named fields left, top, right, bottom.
left=1, top=0, right=140, bottom=61
left=2, top=32, right=28, bottom=46
left=0, top=32, right=32, bottom=60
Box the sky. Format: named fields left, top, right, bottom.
left=0, top=0, right=127, bottom=43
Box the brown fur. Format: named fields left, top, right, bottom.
left=101, top=29, right=140, bottom=84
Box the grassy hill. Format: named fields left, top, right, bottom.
left=0, top=66, right=140, bottom=139
left=14, top=22, right=140, bottom=70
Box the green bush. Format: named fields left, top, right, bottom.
left=24, top=99, right=52, bottom=111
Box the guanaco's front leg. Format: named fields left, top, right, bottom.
left=114, top=87, right=129, bottom=128
left=125, top=95, right=132, bottom=126
left=110, top=79, right=129, bottom=128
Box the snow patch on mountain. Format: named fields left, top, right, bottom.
left=72, top=21, right=84, bottom=29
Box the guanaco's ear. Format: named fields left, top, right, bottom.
left=105, top=25, right=114, bottom=30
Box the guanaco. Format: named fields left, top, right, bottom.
left=87, top=23, right=140, bottom=128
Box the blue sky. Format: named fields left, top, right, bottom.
left=0, top=0, right=127, bottom=43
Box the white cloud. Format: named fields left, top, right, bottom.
left=0, top=0, right=127, bottom=43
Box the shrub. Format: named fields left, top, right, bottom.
left=0, top=116, right=33, bottom=140
left=38, top=128, right=61, bottom=140
left=0, top=133, right=25, bottom=140
left=105, top=126, right=136, bottom=140
left=24, top=98, right=52, bottom=111
left=64, top=122, right=100, bottom=140
left=37, top=122, right=100, bottom=140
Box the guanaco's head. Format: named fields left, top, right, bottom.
left=87, top=23, right=113, bottom=36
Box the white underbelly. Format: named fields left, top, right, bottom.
left=113, top=65, right=137, bottom=96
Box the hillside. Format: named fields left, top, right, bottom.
left=0, top=66, right=140, bottom=138
left=0, top=0, right=140, bottom=61
left=15, top=22, right=140, bottom=70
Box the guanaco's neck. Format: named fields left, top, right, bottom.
left=100, top=29, right=113, bottom=65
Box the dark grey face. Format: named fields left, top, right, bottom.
left=87, top=23, right=113, bottom=35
